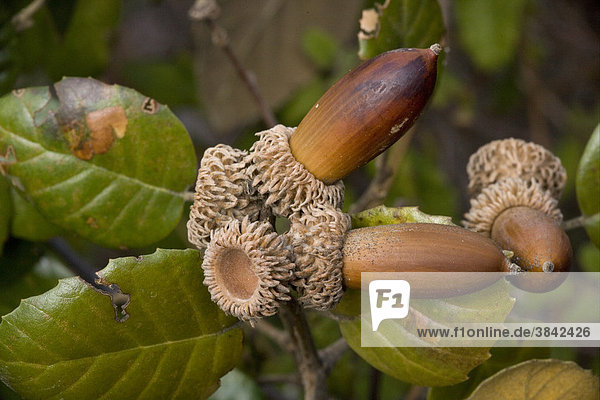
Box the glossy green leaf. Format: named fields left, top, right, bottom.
left=455, top=0, right=527, bottom=72
left=576, top=125, right=600, bottom=247
left=351, top=205, right=454, bottom=228
left=427, top=347, right=551, bottom=400
left=358, top=0, right=445, bottom=60
left=0, top=249, right=243, bottom=400
left=466, top=359, right=599, bottom=400
left=337, top=280, right=514, bottom=386
left=0, top=176, right=10, bottom=254
left=10, top=189, right=62, bottom=242
left=0, top=78, right=197, bottom=248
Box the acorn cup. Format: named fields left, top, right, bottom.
left=290, top=44, right=441, bottom=184
left=341, top=223, right=511, bottom=298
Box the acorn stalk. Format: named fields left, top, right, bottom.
left=290, top=45, right=441, bottom=184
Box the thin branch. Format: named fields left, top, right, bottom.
left=183, top=191, right=195, bottom=202
left=278, top=299, right=328, bottom=400
left=319, top=337, right=349, bottom=374
left=189, top=0, right=277, bottom=128
left=11, top=0, right=46, bottom=32
left=404, top=385, right=425, bottom=400
left=46, top=238, right=98, bottom=284
left=255, top=320, right=293, bottom=352
left=318, top=310, right=357, bottom=322
left=349, top=130, right=415, bottom=214
left=562, top=214, right=599, bottom=231
left=257, top=373, right=300, bottom=385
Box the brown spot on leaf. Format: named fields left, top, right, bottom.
left=66, top=106, right=128, bottom=160
left=12, top=89, right=25, bottom=97
left=86, top=217, right=99, bottom=229
left=0, top=145, right=17, bottom=176
left=141, top=97, right=159, bottom=114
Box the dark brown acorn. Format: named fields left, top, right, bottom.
left=289, top=45, right=441, bottom=184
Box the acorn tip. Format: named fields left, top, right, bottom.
left=429, top=43, right=442, bottom=56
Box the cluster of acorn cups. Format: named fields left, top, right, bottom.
left=187, top=44, right=572, bottom=323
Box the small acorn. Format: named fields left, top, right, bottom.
left=492, top=206, right=572, bottom=292
left=463, top=139, right=573, bottom=292
left=342, top=223, right=511, bottom=298
left=289, top=44, right=441, bottom=184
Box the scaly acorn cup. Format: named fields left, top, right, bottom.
left=289, top=44, right=441, bottom=184
left=341, top=223, right=512, bottom=298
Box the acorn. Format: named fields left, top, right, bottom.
left=463, top=139, right=573, bottom=292
left=190, top=45, right=442, bottom=316
left=289, top=44, right=441, bottom=184
left=342, top=223, right=511, bottom=298
left=491, top=206, right=572, bottom=292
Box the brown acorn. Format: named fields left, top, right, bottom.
left=492, top=206, right=572, bottom=292
left=342, top=223, right=511, bottom=298
left=289, top=45, right=441, bottom=184
left=463, top=139, right=573, bottom=293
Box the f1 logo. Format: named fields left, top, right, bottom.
left=369, top=280, right=411, bottom=331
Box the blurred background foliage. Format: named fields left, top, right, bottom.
left=0, top=0, right=598, bottom=399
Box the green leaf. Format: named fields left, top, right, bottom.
left=465, top=359, right=599, bottom=399
left=577, top=242, right=600, bottom=272
left=576, top=124, right=600, bottom=247
left=209, top=369, right=264, bottom=400
left=427, top=347, right=551, bottom=400
left=455, top=0, right=527, bottom=72
left=0, top=78, right=197, bottom=248
left=338, top=280, right=514, bottom=386
left=351, top=205, right=454, bottom=228
left=10, top=188, right=62, bottom=242
left=0, top=176, right=10, bottom=254
left=358, top=0, right=445, bottom=60
left=0, top=249, right=243, bottom=400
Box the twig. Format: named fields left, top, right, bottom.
left=183, top=191, right=195, bottom=202
left=318, top=337, right=349, bottom=373
left=11, top=0, right=46, bottom=32
left=278, top=299, right=328, bottom=400
left=368, top=367, right=381, bottom=400
left=189, top=0, right=277, bottom=128
left=255, top=320, right=292, bottom=352
left=562, top=214, right=599, bottom=231
left=46, top=237, right=98, bottom=284
left=257, top=373, right=300, bottom=385
left=349, top=130, right=415, bottom=214
left=404, top=385, right=425, bottom=400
